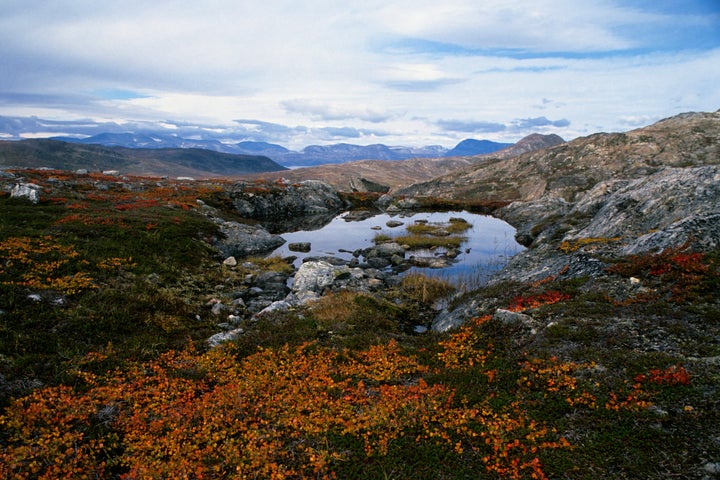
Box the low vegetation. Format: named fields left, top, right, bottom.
left=1, top=168, right=718, bottom=479
left=375, top=218, right=471, bottom=250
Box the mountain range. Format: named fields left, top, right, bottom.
left=49, top=133, right=514, bottom=167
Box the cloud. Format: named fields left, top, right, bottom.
left=511, top=116, right=570, bottom=129
left=281, top=99, right=393, bottom=123
left=0, top=1, right=718, bottom=149
left=437, top=119, right=507, bottom=133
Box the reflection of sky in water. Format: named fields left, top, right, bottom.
left=268, top=211, right=525, bottom=285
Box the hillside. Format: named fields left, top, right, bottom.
left=396, top=112, right=719, bottom=202
left=241, top=133, right=564, bottom=192
left=0, top=138, right=287, bottom=177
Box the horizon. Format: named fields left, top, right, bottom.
left=1, top=1, right=719, bottom=150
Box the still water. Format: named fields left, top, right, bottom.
left=268, top=211, right=524, bottom=286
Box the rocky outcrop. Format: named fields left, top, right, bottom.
left=492, top=165, right=720, bottom=284
left=429, top=111, right=720, bottom=330
left=228, top=180, right=343, bottom=220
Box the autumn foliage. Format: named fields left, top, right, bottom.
left=0, top=328, right=577, bottom=479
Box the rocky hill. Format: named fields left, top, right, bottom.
left=386, top=110, right=720, bottom=328
left=396, top=112, right=718, bottom=203
left=0, top=138, right=287, bottom=177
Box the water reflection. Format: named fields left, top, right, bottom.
left=267, top=211, right=524, bottom=286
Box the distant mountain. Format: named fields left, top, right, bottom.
left=444, top=139, right=513, bottom=157
left=240, top=133, right=565, bottom=193
left=52, top=133, right=239, bottom=154
left=51, top=130, right=529, bottom=167
left=0, top=139, right=287, bottom=178
left=235, top=141, right=291, bottom=156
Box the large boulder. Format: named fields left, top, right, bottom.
left=10, top=183, right=40, bottom=203
left=292, top=260, right=351, bottom=298
left=215, top=221, right=286, bottom=257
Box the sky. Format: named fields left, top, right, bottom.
left=1, top=0, right=719, bottom=150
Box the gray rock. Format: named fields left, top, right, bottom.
left=386, top=220, right=404, bottom=228
left=409, top=256, right=451, bottom=268
left=363, top=242, right=405, bottom=259
left=254, top=300, right=292, bottom=317
left=229, top=180, right=343, bottom=220
left=288, top=242, right=311, bottom=252
left=493, top=309, right=535, bottom=327
left=10, top=183, right=40, bottom=203
left=292, top=260, right=351, bottom=296
left=215, top=221, right=286, bottom=257
left=207, top=328, right=245, bottom=348
left=432, top=297, right=490, bottom=332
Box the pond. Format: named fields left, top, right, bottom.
left=267, top=210, right=525, bottom=287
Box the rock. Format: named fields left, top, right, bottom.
left=207, top=328, right=244, bottom=348
left=386, top=220, right=404, bottom=228
left=348, top=177, right=390, bottom=193
left=363, top=242, right=405, bottom=259
left=10, top=183, right=40, bottom=203
left=229, top=180, right=343, bottom=220
left=493, top=309, right=535, bottom=327
left=210, top=301, right=228, bottom=316
left=366, top=257, right=391, bottom=269
left=292, top=260, right=350, bottom=296
left=432, top=297, right=494, bottom=332
left=409, top=256, right=451, bottom=268
left=288, top=242, right=311, bottom=252
left=254, top=300, right=292, bottom=317
left=223, top=256, right=238, bottom=267
left=215, top=221, right=286, bottom=257
left=344, top=210, right=375, bottom=221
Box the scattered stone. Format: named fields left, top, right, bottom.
left=386, top=220, right=404, bottom=228
left=223, top=256, right=238, bottom=267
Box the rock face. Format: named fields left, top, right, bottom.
left=493, top=165, right=720, bottom=284
left=228, top=180, right=343, bottom=219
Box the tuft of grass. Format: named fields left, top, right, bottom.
left=394, top=234, right=465, bottom=249
left=400, top=273, right=455, bottom=304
